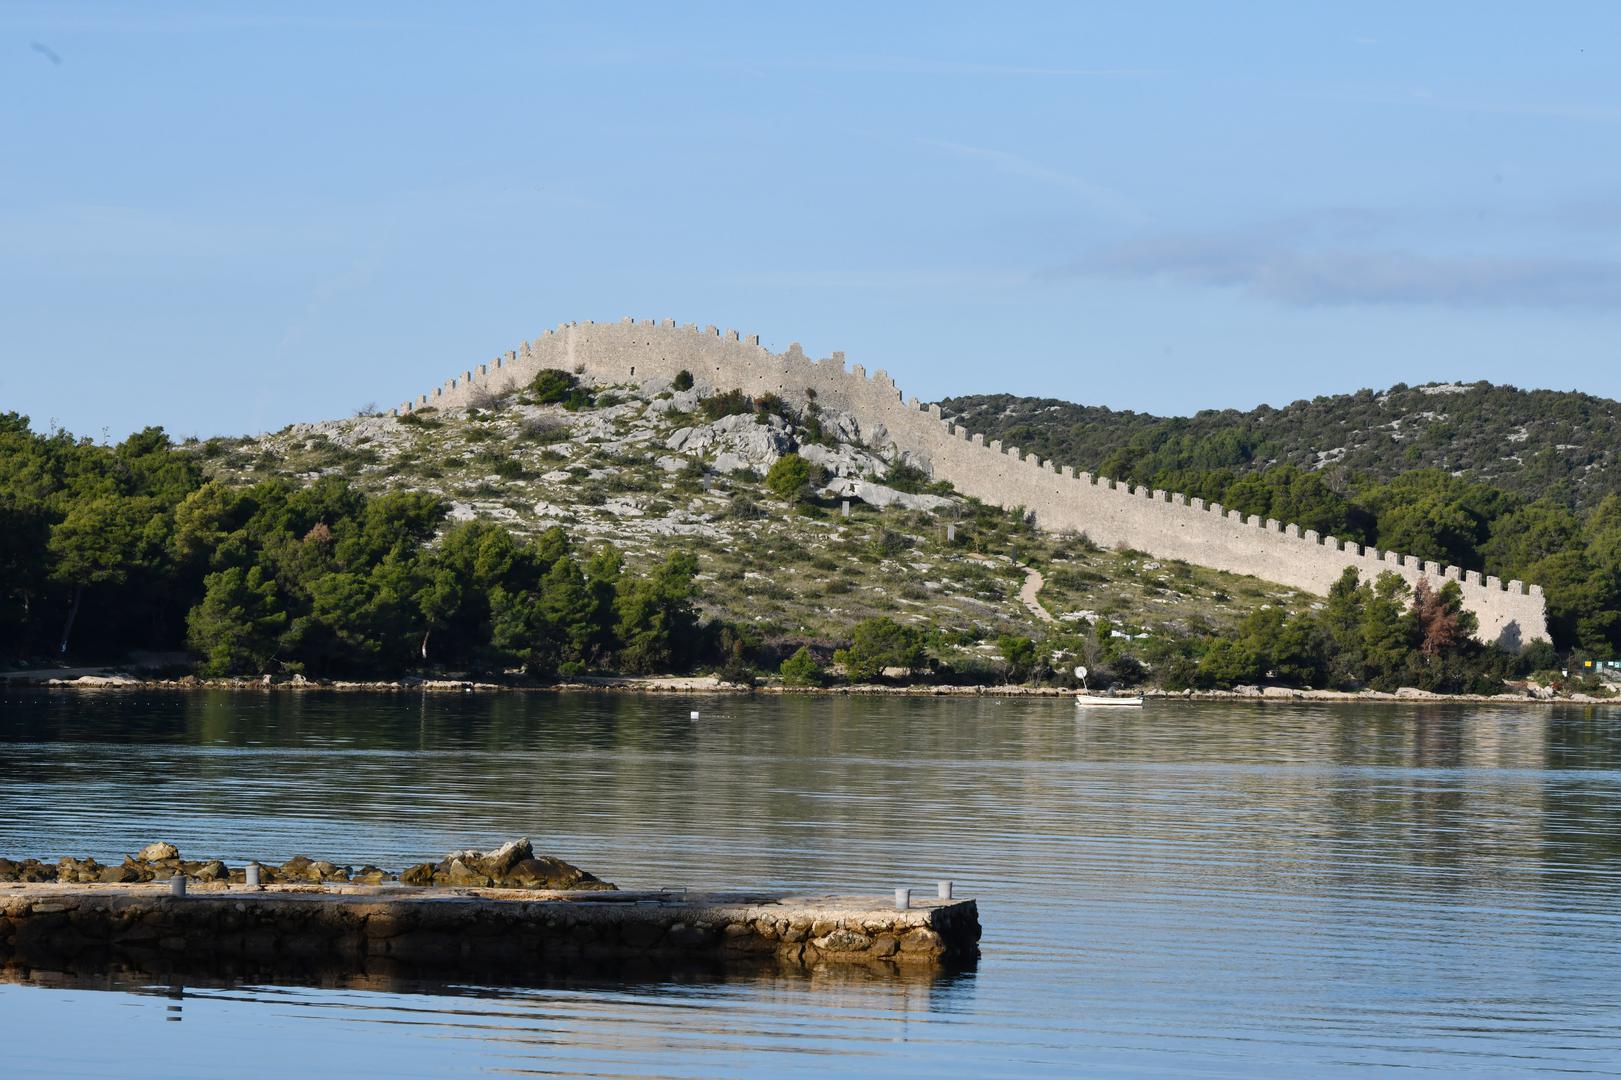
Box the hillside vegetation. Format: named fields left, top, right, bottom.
left=942, top=381, right=1621, bottom=506
left=0, top=369, right=1589, bottom=694
left=944, top=382, right=1621, bottom=656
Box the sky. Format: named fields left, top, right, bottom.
left=4, top=1, right=1620, bottom=440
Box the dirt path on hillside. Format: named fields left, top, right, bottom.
left=1017, top=565, right=1056, bottom=624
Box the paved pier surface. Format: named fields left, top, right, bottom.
left=0, top=882, right=979, bottom=978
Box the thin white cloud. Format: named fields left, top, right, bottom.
left=915, top=138, right=1148, bottom=224
left=1060, top=229, right=1621, bottom=309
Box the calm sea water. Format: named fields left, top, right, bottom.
left=2, top=689, right=1620, bottom=1078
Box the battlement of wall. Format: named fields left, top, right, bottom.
left=396, top=317, right=1549, bottom=647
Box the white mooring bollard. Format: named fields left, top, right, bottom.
left=895, top=887, right=911, bottom=910
left=169, top=874, right=186, bottom=898
left=938, top=880, right=954, bottom=900
left=246, top=863, right=260, bottom=888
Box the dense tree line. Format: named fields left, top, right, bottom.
left=942, top=381, right=1621, bottom=507
left=807, top=572, right=1555, bottom=696
left=1163, top=569, right=1553, bottom=694
left=0, top=413, right=703, bottom=677
left=943, top=386, right=1621, bottom=655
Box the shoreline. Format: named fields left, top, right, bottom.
left=0, top=670, right=1613, bottom=705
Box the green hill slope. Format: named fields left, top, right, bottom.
left=190, top=379, right=1312, bottom=674
left=940, top=382, right=1621, bottom=508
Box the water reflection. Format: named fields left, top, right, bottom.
left=2, top=690, right=1621, bottom=1077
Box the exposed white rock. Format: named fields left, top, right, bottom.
left=648, top=388, right=701, bottom=414
left=799, top=441, right=888, bottom=480
left=820, top=477, right=952, bottom=512
left=664, top=413, right=797, bottom=475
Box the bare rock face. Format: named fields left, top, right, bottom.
left=400, top=839, right=615, bottom=891
left=445, top=859, right=489, bottom=886
left=505, top=855, right=613, bottom=891
left=666, top=413, right=796, bottom=475
left=194, top=860, right=228, bottom=883
left=277, top=855, right=352, bottom=883
left=136, top=842, right=179, bottom=863
left=400, top=862, right=437, bottom=886
left=819, top=476, right=953, bottom=512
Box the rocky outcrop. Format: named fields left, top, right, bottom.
left=820, top=477, right=953, bottom=512
left=0, top=839, right=611, bottom=891
left=665, top=413, right=796, bottom=475
left=398, top=838, right=615, bottom=891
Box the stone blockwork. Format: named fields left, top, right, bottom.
left=0, top=884, right=979, bottom=975
left=397, top=318, right=1548, bottom=646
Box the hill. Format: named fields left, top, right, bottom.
left=0, top=362, right=1597, bottom=694
left=940, top=381, right=1621, bottom=508
left=189, top=377, right=1310, bottom=675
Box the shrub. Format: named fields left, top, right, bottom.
left=766, top=453, right=813, bottom=502
left=726, top=493, right=765, bottom=519
left=883, top=461, right=932, bottom=493
left=718, top=652, right=757, bottom=687
left=779, top=646, right=825, bottom=687
left=522, top=416, right=570, bottom=444
left=871, top=529, right=911, bottom=558
left=997, top=634, right=1038, bottom=682
left=833, top=617, right=926, bottom=682
left=530, top=369, right=579, bottom=404
left=753, top=392, right=787, bottom=422
left=672, top=369, right=694, bottom=391
left=700, top=389, right=753, bottom=421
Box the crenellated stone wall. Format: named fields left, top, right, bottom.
left=396, top=318, right=1549, bottom=647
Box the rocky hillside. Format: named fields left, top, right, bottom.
left=198, top=372, right=1312, bottom=670
left=940, top=382, right=1621, bottom=507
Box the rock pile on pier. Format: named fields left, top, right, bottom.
left=0, top=838, right=611, bottom=891
left=398, top=838, right=615, bottom=890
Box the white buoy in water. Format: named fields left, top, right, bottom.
left=690, top=710, right=700, bottom=720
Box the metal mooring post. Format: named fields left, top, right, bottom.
left=169, top=874, right=187, bottom=898
left=895, top=887, right=911, bottom=910
left=246, top=863, right=261, bottom=888
left=938, top=880, right=954, bottom=899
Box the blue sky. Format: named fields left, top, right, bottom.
left=4, top=2, right=1619, bottom=439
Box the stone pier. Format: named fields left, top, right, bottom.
left=0, top=882, right=980, bottom=978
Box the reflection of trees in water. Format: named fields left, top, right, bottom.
left=3, top=692, right=1618, bottom=909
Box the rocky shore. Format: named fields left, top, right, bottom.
left=0, top=839, right=613, bottom=891
left=2, top=670, right=1612, bottom=703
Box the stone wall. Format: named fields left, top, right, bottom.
left=0, top=884, right=979, bottom=974
left=396, top=318, right=1549, bottom=646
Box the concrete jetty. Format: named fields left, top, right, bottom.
left=0, top=881, right=981, bottom=978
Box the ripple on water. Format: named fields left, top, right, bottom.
left=2, top=690, right=1621, bottom=1078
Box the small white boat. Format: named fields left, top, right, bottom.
left=1071, top=666, right=1143, bottom=707
left=1074, top=693, right=1144, bottom=708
